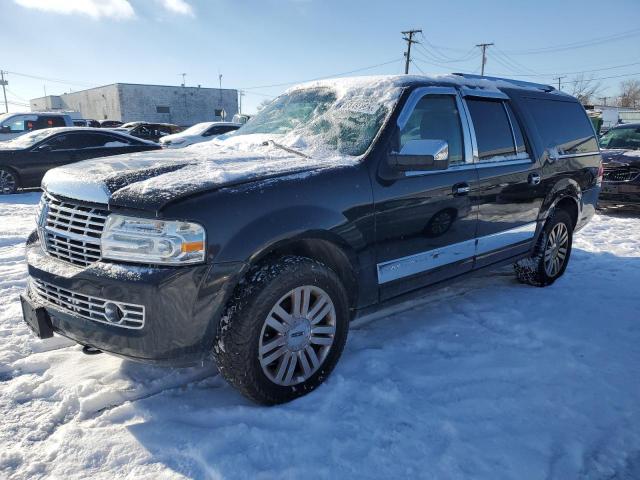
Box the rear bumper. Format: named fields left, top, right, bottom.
left=24, top=232, right=246, bottom=366
left=598, top=182, right=640, bottom=206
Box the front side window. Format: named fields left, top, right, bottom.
left=466, top=99, right=525, bottom=161
left=35, top=116, right=66, bottom=129
left=2, top=115, right=35, bottom=132
left=41, top=134, right=75, bottom=151
left=399, top=95, right=465, bottom=165
left=599, top=126, right=640, bottom=150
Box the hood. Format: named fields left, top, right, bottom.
left=601, top=148, right=640, bottom=166
left=42, top=134, right=359, bottom=212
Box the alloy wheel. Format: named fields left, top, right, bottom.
left=544, top=222, right=569, bottom=277
left=258, top=285, right=336, bottom=386
left=0, top=170, right=17, bottom=194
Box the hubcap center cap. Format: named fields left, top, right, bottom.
left=286, top=318, right=311, bottom=351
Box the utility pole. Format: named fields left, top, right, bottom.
left=0, top=70, right=8, bottom=113
left=476, top=43, right=494, bottom=76
left=180, top=73, right=186, bottom=87
left=599, top=96, right=609, bottom=106
left=554, top=76, right=566, bottom=91
left=402, top=29, right=422, bottom=74
left=238, top=90, right=244, bottom=114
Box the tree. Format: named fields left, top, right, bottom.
left=618, top=79, right=640, bottom=108
left=569, top=74, right=603, bottom=105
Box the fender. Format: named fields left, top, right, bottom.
left=539, top=177, right=581, bottom=223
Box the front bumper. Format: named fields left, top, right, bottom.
left=599, top=181, right=640, bottom=206
left=24, top=232, right=246, bottom=366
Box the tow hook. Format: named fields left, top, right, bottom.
left=82, top=345, right=102, bottom=355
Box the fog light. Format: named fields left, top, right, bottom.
left=104, top=302, right=124, bottom=323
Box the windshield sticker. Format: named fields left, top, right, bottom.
left=337, top=99, right=379, bottom=115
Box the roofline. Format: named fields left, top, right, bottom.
left=452, top=73, right=555, bottom=92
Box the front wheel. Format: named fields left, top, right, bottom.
left=213, top=256, right=349, bottom=405
left=514, top=209, right=573, bottom=287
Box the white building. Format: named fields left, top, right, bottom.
left=30, top=83, right=238, bottom=126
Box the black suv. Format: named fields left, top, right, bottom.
left=21, top=74, right=602, bottom=404
left=598, top=122, right=640, bottom=206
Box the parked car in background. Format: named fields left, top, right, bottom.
left=114, top=122, right=182, bottom=142
left=232, top=113, right=251, bottom=124
left=0, top=112, right=73, bottom=141
left=0, top=127, right=160, bottom=194
left=159, top=121, right=241, bottom=148
left=599, top=122, right=640, bottom=207
left=21, top=74, right=601, bottom=405
left=99, top=120, right=123, bottom=128
left=72, top=119, right=101, bottom=128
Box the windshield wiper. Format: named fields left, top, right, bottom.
left=262, top=139, right=311, bottom=159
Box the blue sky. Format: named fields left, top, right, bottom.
left=1, top=0, right=639, bottom=114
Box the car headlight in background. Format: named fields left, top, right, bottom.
left=101, top=215, right=206, bottom=265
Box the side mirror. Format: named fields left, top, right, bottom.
left=390, top=139, right=449, bottom=172
left=0, top=126, right=11, bottom=134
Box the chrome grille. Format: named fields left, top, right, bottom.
left=41, top=192, right=109, bottom=267
left=603, top=167, right=640, bottom=183
left=31, top=278, right=145, bottom=329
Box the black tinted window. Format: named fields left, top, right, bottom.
left=525, top=98, right=598, bottom=155
left=467, top=99, right=517, bottom=161
left=401, top=95, right=465, bottom=165
left=42, top=134, right=77, bottom=150
left=505, top=103, right=527, bottom=154
left=35, top=116, right=66, bottom=129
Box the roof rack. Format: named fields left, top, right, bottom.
left=452, top=73, right=555, bottom=92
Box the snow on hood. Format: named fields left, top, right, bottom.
left=601, top=148, right=640, bottom=164
left=42, top=133, right=360, bottom=211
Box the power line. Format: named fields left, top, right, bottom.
left=5, top=70, right=97, bottom=88
left=402, top=29, right=422, bottom=74
left=410, top=59, right=426, bottom=75
left=239, top=58, right=401, bottom=90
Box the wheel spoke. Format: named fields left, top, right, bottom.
left=307, top=295, right=329, bottom=321
left=265, top=315, right=288, bottom=334
left=310, top=335, right=333, bottom=346
left=309, top=302, right=332, bottom=325
left=557, top=248, right=567, bottom=260
left=284, top=352, right=298, bottom=384
left=311, top=325, right=336, bottom=335
left=275, top=351, right=292, bottom=383
left=298, top=350, right=312, bottom=377
left=272, top=304, right=293, bottom=325
left=260, top=345, right=287, bottom=367
left=305, top=346, right=320, bottom=368
left=300, top=287, right=311, bottom=317
left=259, top=335, right=285, bottom=355
left=291, top=288, right=303, bottom=317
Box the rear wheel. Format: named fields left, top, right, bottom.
left=514, top=209, right=573, bottom=287
left=0, top=168, right=18, bottom=194
left=213, top=256, right=349, bottom=405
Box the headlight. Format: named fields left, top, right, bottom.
left=101, top=215, right=206, bottom=265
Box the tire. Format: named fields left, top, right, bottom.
left=213, top=256, right=349, bottom=405
left=514, top=209, right=573, bottom=287
left=0, top=168, right=18, bottom=195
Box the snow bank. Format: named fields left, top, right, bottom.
left=1, top=194, right=640, bottom=478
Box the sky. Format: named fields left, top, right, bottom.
left=1, top=0, right=639, bottom=115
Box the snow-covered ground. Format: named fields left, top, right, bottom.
left=1, top=192, right=639, bottom=480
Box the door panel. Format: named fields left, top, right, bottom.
left=372, top=88, right=479, bottom=300
left=462, top=97, right=543, bottom=267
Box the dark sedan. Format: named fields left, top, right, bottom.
left=114, top=122, right=182, bottom=143
left=599, top=123, right=640, bottom=206
left=0, top=127, right=160, bottom=194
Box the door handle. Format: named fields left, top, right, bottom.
left=528, top=172, right=541, bottom=186
left=453, top=182, right=470, bottom=196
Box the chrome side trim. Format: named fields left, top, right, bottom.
left=404, top=157, right=532, bottom=177
left=476, top=222, right=537, bottom=256
left=476, top=157, right=532, bottom=168
left=377, top=238, right=476, bottom=284
left=557, top=151, right=600, bottom=159
left=377, top=221, right=537, bottom=284
left=459, top=87, right=509, bottom=100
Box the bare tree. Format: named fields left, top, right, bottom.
left=569, top=74, right=603, bottom=105
left=618, top=79, right=640, bottom=108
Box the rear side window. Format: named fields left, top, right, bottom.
left=466, top=99, right=526, bottom=161
left=524, top=98, right=598, bottom=155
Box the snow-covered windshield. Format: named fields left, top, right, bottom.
left=229, top=83, right=400, bottom=157
left=600, top=126, right=640, bottom=150
left=179, top=122, right=212, bottom=136
left=0, top=129, right=54, bottom=149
